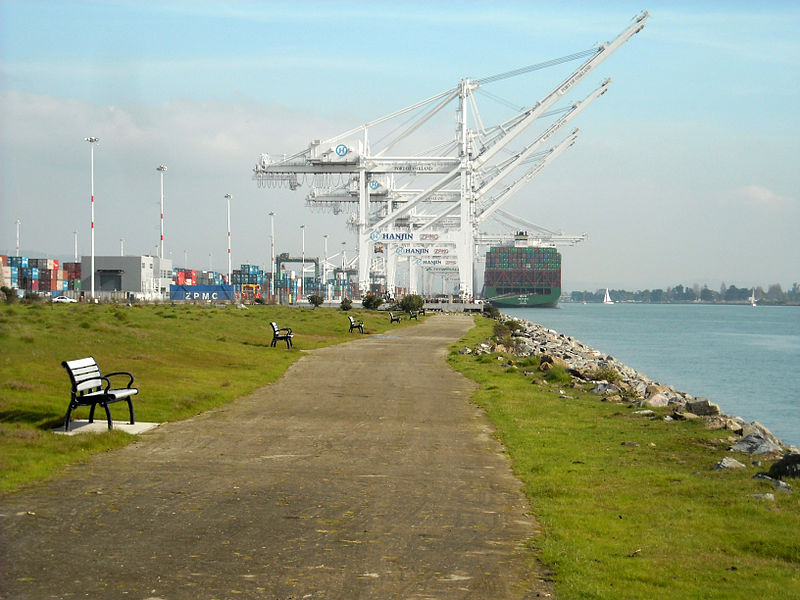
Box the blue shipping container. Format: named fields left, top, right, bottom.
left=169, top=285, right=235, bottom=301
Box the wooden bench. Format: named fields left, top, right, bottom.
left=270, top=321, right=293, bottom=348
left=348, top=315, right=364, bottom=333
left=407, top=310, right=418, bottom=320
left=389, top=312, right=401, bottom=323
left=61, top=357, right=138, bottom=432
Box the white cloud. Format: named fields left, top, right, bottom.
left=736, top=185, right=794, bottom=208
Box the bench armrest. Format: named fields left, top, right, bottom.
left=279, top=327, right=292, bottom=335
left=102, top=371, right=135, bottom=389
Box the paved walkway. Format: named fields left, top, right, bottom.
left=0, top=314, right=552, bottom=599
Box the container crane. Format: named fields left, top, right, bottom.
left=253, top=11, right=648, bottom=298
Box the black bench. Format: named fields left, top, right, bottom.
left=389, top=312, right=401, bottom=323
left=270, top=321, right=293, bottom=348
left=407, top=311, right=418, bottom=320
left=348, top=315, right=364, bottom=333
left=61, top=357, right=138, bottom=432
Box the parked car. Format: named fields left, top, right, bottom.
left=53, top=295, right=77, bottom=303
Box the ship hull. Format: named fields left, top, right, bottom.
left=484, top=287, right=560, bottom=308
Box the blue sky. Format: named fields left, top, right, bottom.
left=1, top=0, right=798, bottom=290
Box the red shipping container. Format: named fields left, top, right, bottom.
left=176, top=271, right=186, bottom=285
left=53, top=259, right=59, bottom=269
left=31, top=279, right=39, bottom=291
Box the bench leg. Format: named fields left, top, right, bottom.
left=101, top=402, right=113, bottom=429
left=64, top=403, right=75, bottom=432
left=126, top=398, right=135, bottom=425
left=88, top=403, right=96, bottom=424
left=285, top=338, right=292, bottom=349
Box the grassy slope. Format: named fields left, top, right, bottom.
left=448, top=317, right=800, bottom=600
left=0, top=302, right=404, bottom=492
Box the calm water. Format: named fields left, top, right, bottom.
left=503, top=303, right=800, bottom=448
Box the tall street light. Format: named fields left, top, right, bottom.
left=300, top=224, right=305, bottom=300
left=224, top=194, right=232, bottom=284
left=15, top=219, right=21, bottom=257
left=85, top=136, right=99, bottom=300
left=73, top=230, right=78, bottom=261
left=157, top=165, right=167, bottom=259
left=269, top=212, right=275, bottom=298
left=323, top=234, right=329, bottom=301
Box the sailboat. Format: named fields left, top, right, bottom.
left=750, top=288, right=757, bottom=307
left=603, top=288, right=614, bottom=305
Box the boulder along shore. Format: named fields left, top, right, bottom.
left=461, top=314, right=799, bottom=484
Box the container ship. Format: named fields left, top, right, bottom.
left=482, top=232, right=561, bottom=308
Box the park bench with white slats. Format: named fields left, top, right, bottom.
left=61, top=357, right=138, bottom=431
left=389, top=312, right=401, bottom=323
left=270, top=321, right=294, bottom=348
left=348, top=315, right=364, bottom=334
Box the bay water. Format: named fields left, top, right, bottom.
left=502, top=303, right=800, bottom=448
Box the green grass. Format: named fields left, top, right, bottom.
left=449, top=316, right=800, bottom=600
left=0, top=302, right=413, bottom=492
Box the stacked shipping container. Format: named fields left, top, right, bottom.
left=483, top=244, right=561, bottom=307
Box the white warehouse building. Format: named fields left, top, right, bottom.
left=81, top=255, right=173, bottom=300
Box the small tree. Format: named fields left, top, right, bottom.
left=361, top=293, right=384, bottom=310
left=399, top=294, right=424, bottom=313
left=308, top=294, right=324, bottom=309
left=340, top=297, right=352, bottom=311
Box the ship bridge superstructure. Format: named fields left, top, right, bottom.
left=254, top=12, right=647, bottom=298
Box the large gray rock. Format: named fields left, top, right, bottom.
left=767, top=453, right=800, bottom=480
left=730, top=433, right=783, bottom=456
left=686, top=398, right=720, bottom=416
left=643, top=393, right=669, bottom=408
left=714, top=456, right=747, bottom=470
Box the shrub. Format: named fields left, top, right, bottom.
left=340, top=297, right=352, bottom=311
left=483, top=303, right=500, bottom=319
left=1, top=286, right=17, bottom=304
left=589, top=367, right=622, bottom=382
left=308, top=294, right=324, bottom=308
left=361, top=293, right=384, bottom=310
left=398, top=294, right=424, bottom=313
left=543, top=364, right=572, bottom=385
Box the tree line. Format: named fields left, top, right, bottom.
left=569, top=283, right=800, bottom=305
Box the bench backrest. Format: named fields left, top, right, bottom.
left=348, top=316, right=356, bottom=324
left=62, top=357, right=103, bottom=394
left=270, top=321, right=279, bottom=334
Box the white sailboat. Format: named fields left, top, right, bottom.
left=603, top=288, right=614, bottom=305
left=750, top=288, right=757, bottom=307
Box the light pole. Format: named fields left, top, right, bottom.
left=156, top=165, right=167, bottom=259
left=269, top=212, right=275, bottom=298
left=300, top=225, right=305, bottom=300
left=85, top=136, right=99, bottom=300
left=15, top=219, right=20, bottom=257
left=184, top=249, right=188, bottom=269
left=224, top=194, right=232, bottom=284
left=341, top=241, right=346, bottom=299
left=73, top=230, right=78, bottom=261
left=120, top=238, right=124, bottom=256
left=323, top=234, right=328, bottom=301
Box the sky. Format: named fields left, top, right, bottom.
left=1, top=0, right=798, bottom=292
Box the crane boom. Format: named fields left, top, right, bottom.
left=473, top=11, right=647, bottom=169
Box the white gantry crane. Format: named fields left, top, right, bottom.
left=254, top=11, right=647, bottom=298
